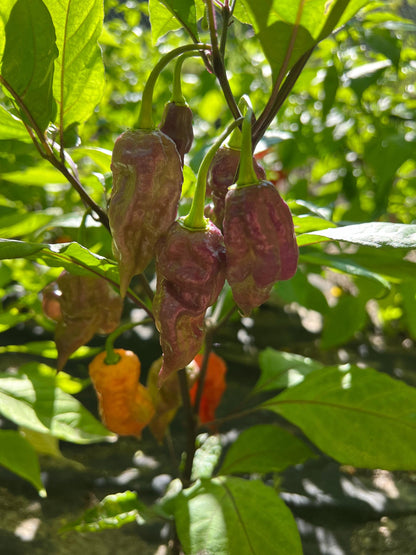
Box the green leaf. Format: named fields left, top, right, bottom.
left=263, top=364, right=416, bottom=470
left=400, top=281, right=416, bottom=340
left=191, top=433, right=222, bottom=481
left=61, top=491, right=153, bottom=533
left=298, top=222, right=416, bottom=249
left=0, top=310, right=33, bottom=332
left=0, top=239, right=120, bottom=284
left=0, top=0, right=58, bottom=132
left=2, top=165, right=68, bottom=185
left=43, top=0, right=105, bottom=129
left=0, top=430, right=45, bottom=495
left=0, top=365, right=114, bottom=444
left=254, top=347, right=324, bottom=394
left=274, top=269, right=329, bottom=314
left=149, top=0, right=199, bottom=43
left=0, top=104, right=31, bottom=141
left=169, top=476, right=302, bottom=555
left=0, top=210, right=56, bottom=238
left=218, top=424, right=315, bottom=475
left=0, top=341, right=98, bottom=367
left=321, top=294, right=368, bottom=349
left=241, top=0, right=369, bottom=79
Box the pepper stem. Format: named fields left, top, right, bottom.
left=104, top=319, right=151, bottom=364
left=182, top=117, right=243, bottom=230
left=138, top=44, right=211, bottom=130
left=236, top=108, right=259, bottom=188
left=171, top=53, right=195, bottom=106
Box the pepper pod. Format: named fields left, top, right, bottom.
left=109, top=128, right=183, bottom=297
left=206, top=102, right=266, bottom=230
left=89, top=349, right=155, bottom=437
left=223, top=110, right=298, bottom=315
left=153, top=219, right=226, bottom=386
left=152, top=121, right=243, bottom=386
left=42, top=271, right=123, bottom=371
left=160, top=102, right=193, bottom=164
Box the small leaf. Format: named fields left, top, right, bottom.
left=0, top=104, right=31, bottom=141
left=0, top=239, right=120, bottom=284
left=263, top=364, right=416, bottom=470
left=321, top=294, right=368, bottom=349
left=191, top=433, right=222, bottom=481
left=254, top=347, right=323, bottom=394
left=61, top=490, right=153, bottom=533
left=218, top=425, right=315, bottom=475
left=0, top=430, right=45, bottom=495
left=168, top=476, right=302, bottom=555
left=0, top=0, right=58, bottom=131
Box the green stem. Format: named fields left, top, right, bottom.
left=171, top=54, right=193, bottom=105
left=236, top=109, right=258, bottom=188
left=138, top=43, right=211, bottom=130
left=104, top=319, right=151, bottom=364
left=182, top=117, right=242, bottom=229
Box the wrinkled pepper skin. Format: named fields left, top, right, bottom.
left=43, top=271, right=123, bottom=371
left=159, top=102, right=194, bottom=164
left=206, top=146, right=266, bottom=228
left=109, top=129, right=183, bottom=297
left=89, top=349, right=155, bottom=437
left=153, top=220, right=226, bottom=385
left=223, top=181, right=298, bottom=315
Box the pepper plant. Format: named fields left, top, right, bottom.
left=1, top=1, right=416, bottom=554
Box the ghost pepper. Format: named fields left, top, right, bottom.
left=207, top=145, right=265, bottom=229
left=223, top=110, right=298, bottom=315
left=152, top=121, right=242, bottom=386
left=109, top=128, right=183, bottom=297
left=42, top=271, right=123, bottom=371
left=89, top=349, right=155, bottom=437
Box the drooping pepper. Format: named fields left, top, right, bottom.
left=223, top=110, right=298, bottom=315
left=89, top=349, right=155, bottom=437
left=206, top=144, right=266, bottom=229
left=152, top=121, right=241, bottom=386
left=109, top=45, right=209, bottom=297
left=159, top=54, right=194, bottom=164
left=42, top=271, right=123, bottom=371
left=109, top=128, right=183, bottom=297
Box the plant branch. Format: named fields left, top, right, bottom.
left=178, top=368, right=196, bottom=486
left=253, top=47, right=314, bottom=146
left=205, top=0, right=240, bottom=121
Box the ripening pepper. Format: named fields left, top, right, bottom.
left=42, top=271, right=123, bottom=371
left=206, top=145, right=266, bottom=229
left=109, top=129, right=183, bottom=297
left=223, top=111, right=298, bottom=315
left=159, top=102, right=194, bottom=164
left=89, top=349, right=155, bottom=437
left=189, top=352, right=227, bottom=425
left=153, top=220, right=226, bottom=386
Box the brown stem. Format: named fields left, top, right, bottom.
left=205, top=0, right=241, bottom=121
left=178, top=368, right=196, bottom=486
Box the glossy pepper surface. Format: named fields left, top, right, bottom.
left=109, top=129, right=183, bottom=297
left=153, top=220, right=226, bottom=385
left=89, top=349, right=155, bottom=437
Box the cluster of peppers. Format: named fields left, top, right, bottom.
left=41, top=46, right=298, bottom=438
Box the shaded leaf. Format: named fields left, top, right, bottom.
left=218, top=424, right=315, bottom=475
left=61, top=490, right=153, bottom=533
left=0, top=430, right=45, bottom=495
left=263, top=364, right=416, bottom=470
left=254, top=347, right=324, bottom=394
left=149, top=0, right=198, bottom=43
left=321, top=294, right=368, bottom=349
